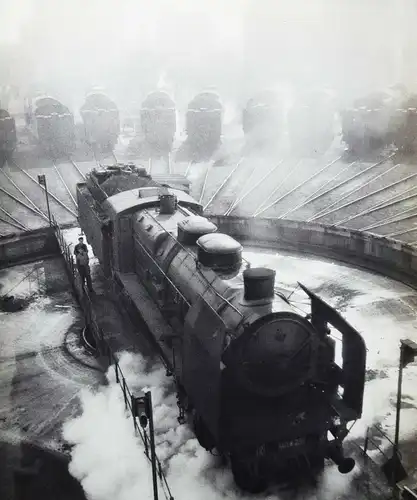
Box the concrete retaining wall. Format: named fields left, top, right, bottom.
left=0, top=227, right=60, bottom=269
left=209, top=216, right=417, bottom=289
left=3, top=217, right=417, bottom=289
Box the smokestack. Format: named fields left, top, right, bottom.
left=243, top=267, right=276, bottom=301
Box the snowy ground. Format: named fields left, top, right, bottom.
left=0, top=258, right=103, bottom=452
left=62, top=248, right=417, bottom=500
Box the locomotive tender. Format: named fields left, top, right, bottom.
left=77, top=165, right=366, bottom=493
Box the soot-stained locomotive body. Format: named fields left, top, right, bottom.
left=77, top=165, right=366, bottom=493
left=80, top=91, right=120, bottom=152
left=287, top=89, right=336, bottom=156
left=0, top=108, right=17, bottom=164
left=140, top=91, right=176, bottom=157
left=27, top=95, right=76, bottom=156
left=243, top=90, right=282, bottom=151
left=185, top=91, right=223, bottom=161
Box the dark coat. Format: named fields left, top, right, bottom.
left=74, top=242, right=88, bottom=256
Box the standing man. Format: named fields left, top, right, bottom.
left=74, top=237, right=93, bottom=292
left=74, top=236, right=88, bottom=256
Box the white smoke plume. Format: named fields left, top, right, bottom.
left=63, top=351, right=362, bottom=500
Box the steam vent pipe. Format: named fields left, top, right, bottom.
left=159, top=193, right=177, bottom=214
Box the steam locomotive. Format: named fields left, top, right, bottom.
left=242, top=90, right=282, bottom=150
left=26, top=95, right=76, bottom=156
left=287, top=90, right=336, bottom=156
left=80, top=91, right=120, bottom=152
left=140, top=91, right=176, bottom=156
left=185, top=91, right=223, bottom=160
left=0, top=108, right=17, bottom=164
left=77, top=164, right=366, bottom=493
left=340, top=87, right=407, bottom=155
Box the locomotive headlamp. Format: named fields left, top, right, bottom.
left=132, top=393, right=150, bottom=429
left=139, top=413, right=148, bottom=429
left=400, top=339, right=417, bottom=368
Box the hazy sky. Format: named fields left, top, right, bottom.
left=0, top=0, right=33, bottom=44
left=1, top=0, right=417, bottom=108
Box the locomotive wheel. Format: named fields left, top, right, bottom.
left=192, top=412, right=215, bottom=451
left=230, top=454, right=267, bottom=494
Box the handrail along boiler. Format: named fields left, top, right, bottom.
left=76, top=166, right=366, bottom=493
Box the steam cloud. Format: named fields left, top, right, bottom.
left=63, top=351, right=361, bottom=500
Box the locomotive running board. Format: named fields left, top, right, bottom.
left=297, top=282, right=366, bottom=420
left=114, top=271, right=179, bottom=369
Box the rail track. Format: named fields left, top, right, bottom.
left=0, top=144, right=121, bottom=234
left=2, top=134, right=417, bottom=247
left=193, top=148, right=417, bottom=246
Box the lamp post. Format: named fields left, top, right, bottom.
left=386, top=338, right=417, bottom=490
left=133, top=391, right=159, bottom=500
left=37, top=174, right=51, bottom=226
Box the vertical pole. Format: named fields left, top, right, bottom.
left=146, top=391, right=159, bottom=500
left=363, top=428, right=369, bottom=455
left=122, top=378, right=128, bottom=408
left=392, top=344, right=404, bottom=487
left=44, top=178, right=52, bottom=226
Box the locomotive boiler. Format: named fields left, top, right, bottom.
left=287, top=89, right=336, bottom=157
left=77, top=166, right=366, bottom=493
left=27, top=95, right=75, bottom=157
left=0, top=108, right=17, bottom=164
left=140, top=91, right=176, bottom=156
left=186, top=91, right=223, bottom=161
left=80, top=91, right=120, bottom=152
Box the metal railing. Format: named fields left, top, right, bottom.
left=52, top=216, right=174, bottom=500
left=363, top=424, right=400, bottom=463
left=402, top=486, right=417, bottom=499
